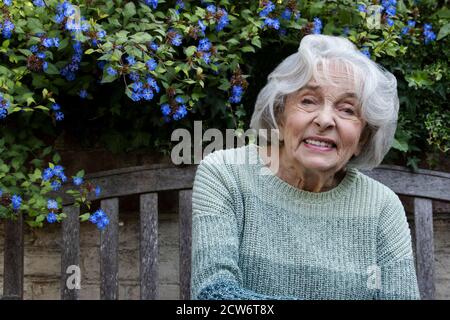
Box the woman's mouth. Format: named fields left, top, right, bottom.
left=302, top=139, right=336, bottom=152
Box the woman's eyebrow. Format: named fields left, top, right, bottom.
left=338, top=92, right=358, bottom=100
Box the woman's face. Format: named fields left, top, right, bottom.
left=278, top=71, right=368, bottom=174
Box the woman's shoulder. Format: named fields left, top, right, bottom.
left=355, top=169, right=403, bottom=208
left=199, top=144, right=257, bottom=167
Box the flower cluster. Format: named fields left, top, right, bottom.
left=51, top=103, right=64, bottom=121
left=381, top=0, right=397, bottom=26
left=161, top=96, right=187, bottom=121
left=312, top=17, right=323, bottom=34
left=27, top=35, right=60, bottom=72
left=0, top=93, right=10, bottom=119
left=259, top=1, right=280, bottom=30
left=167, top=28, right=183, bottom=46
left=205, top=4, right=230, bottom=32
left=229, top=69, right=248, bottom=104
left=46, top=199, right=59, bottom=223
left=0, top=19, right=15, bottom=39
left=423, top=23, right=436, bottom=44
left=42, top=164, right=68, bottom=190
left=196, top=38, right=213, bottom=64
left=60, top=41, right=83, bottom=81
left=89, top=209, right=110, bottom=230
left=130, top=75, right=160, bottom=102
left=33, top=0, right=45, bottom=7
left=144, top=0, right=158, bottom=10
left=401, top=20, right=416, bottom=35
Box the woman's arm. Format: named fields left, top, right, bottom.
left=190, top=152, right=298, bottom=300
left=376, top=191, right=421, bottom=300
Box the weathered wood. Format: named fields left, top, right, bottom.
left=3, top=213, right=24, bottom=300
left=61, top=205, right=80, bottom=300
left=361, top=165, right=450, bottom=201
left=139, top=193, right=158, bottom=300
left=414, top=197, right=435, bottom=300
left=179, top=189, right=192, bottom=300
left=57, top=165, right=198, bottom=206
left=100, top=198, right=119, bottom=300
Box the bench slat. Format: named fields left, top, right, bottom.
left=100, top=198, right=119, bottom=300
left=3, top=213, right=24, bottom=300
left=414, top=197, right=435, bottom=300
left=140, top=193, right=158, bottom=300
left=61, top=205, right=80, bottom=300
left=179, top=189, right=192, bottom=300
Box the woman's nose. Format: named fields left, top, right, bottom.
left=313, top=104, right=336, bottom=129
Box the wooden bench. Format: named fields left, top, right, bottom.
left=1, top=163, right=449, bottom=300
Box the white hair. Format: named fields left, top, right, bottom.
left=250, top=34, right=399, bottom=170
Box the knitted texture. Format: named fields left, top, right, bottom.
left=191, top=144, right=420, bottom=300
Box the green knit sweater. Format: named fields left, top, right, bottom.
left=191, top=144, right=420, bottom=300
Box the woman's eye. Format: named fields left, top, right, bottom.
left=341, top=108, right=355, bottom=115
left=302, top=99, right=315, bottom=105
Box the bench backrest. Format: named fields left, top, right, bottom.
left=2, top=164, right=449, bottom=300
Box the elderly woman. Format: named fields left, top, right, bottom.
left=190, top=34, right=420, bottom=300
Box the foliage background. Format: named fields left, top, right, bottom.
left=0, top=0, right=449, bottom=225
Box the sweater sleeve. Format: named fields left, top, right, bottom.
left=375, top=191, right=421, bottom=300
left=190, top=152, right=298, bottom=300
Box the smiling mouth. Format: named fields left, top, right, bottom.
left=302, top=139, right=337, bottom=149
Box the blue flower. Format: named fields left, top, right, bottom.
left=202, top=52, right=211, bottom=64
left=11, top=194, right=22, bottom=211
left=313, top=17, right=322, bottom=34
left=132, top=81, right=143, bottom=92
left=173, top=104, right=187, bottom=120
left=30, top=45, right=38, bottom=53
left=142, top=89, right=154, bottom=101
left=357, top=4, right=366, bottom=13
left=49, top=165, right=63, bottom=176
left=0, top=188, right=2, bottom=197
left=89, top=209, right=109, bottom=230
left=107, top=67, right=117, bottom=76
left=263, top=17, right=280, bottom=30
left=52, top=37, right=60, bottom=47
left=52, top=103, right=61, bottom=111
left=146, top=58, right=157, bottom=71
left=360, top=47, right=371, bottom=59
left=131, top=92, right=141, bottom=102
left=79, top=89, right=88, bottom=98
left=47, top=199, right=58, bottom=210
left=198, top=20, right=206, bottom=33
left=55, top=111, right=64, bottom=121
left=3, top=0, right=12, bottom=6
left=386, top=18, right=394, bottom=27
left=206, top=4, right=216, bottom=14
left=175, top=96, right=184, bottom=104
left=97, top=30, right=106, bottom=38
left=216, top=9, right=229, bottom=31
left=144, top=0, right=158, bottom=9
left=146, top=77, right=159, bottom=92
left=281, top=8, right=292, bottom=20
left=73, top=176, right=83, bottom=186
left=97, top=216, right=110, bottom=230
left=161, top=103, right=171, bottom=116
left=385, top=6, right=396, bottom=17
left=259, top=1, right=275, bottom=18
left=128, top=72, right=140, bottom=82
left=33, top=0, right=45, bottom=7
left=198, top=38, right=212, bottom=52
left=229, top=85, right=244, bottom=104
left=46, top=212, right=58, bottom=223
left=408, top=20, right=416, bottom=28
left=42, top=38, right=54, bottom=48
left=149, top=41, right=159, bottom=51
left=126, top=56, right=136, bottom=65
left=95, top=186, right=101, bottom=197
left=36, top=52, right=46, bottom=59
left=42, top=168, right=54, bottom=181
left=169, top=30, right=183, bottom=46
left=423, top=23, right=436, bottom=44
left=2, top=20, right=15, bottom=39
left=51, top=180, right=61, bottom=191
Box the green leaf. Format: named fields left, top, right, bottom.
left=392, top=138, right=409, bottom=152
left=437, top=23, right=450, bottom=41
left=123, top=2, right=137, bottom=19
